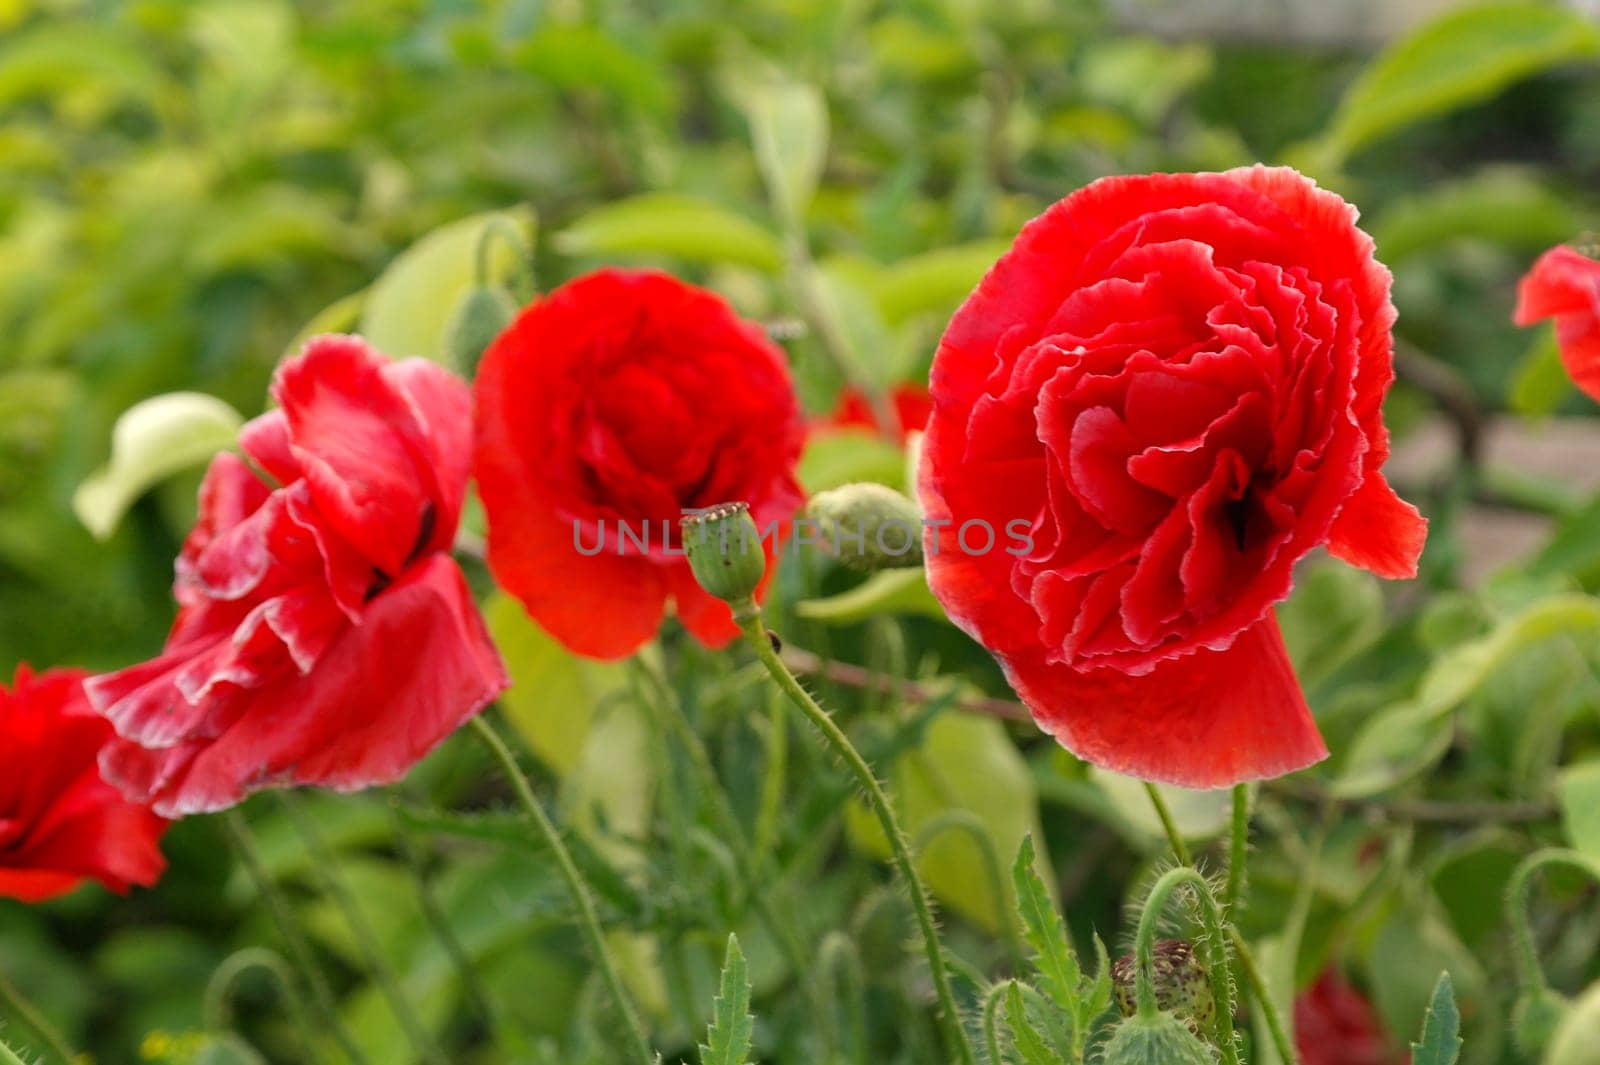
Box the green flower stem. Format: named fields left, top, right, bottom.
left=737, top=606, right=977, bottom=1065
left=279, top=794, right=449, bottom=1065
left=0, top=967, right=76, bottom=1065
left=1228, top=927, right=1298, bottom=1065
left=202, top=947, right=315, bottom=1062
left=468, top=714, right=655, bottom=1065
left=1227, top=784, right=1250, bottom=914
left=1507, top=848, right=1600, bottom=992
left=1142, top=783, right=1193, bottom=865
left=1133, top=867, right=1239, bottom=1064
left=223, top=809, right=369, bottom=1065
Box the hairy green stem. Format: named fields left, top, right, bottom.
left=738, top=607, right=977, bottom=1065
left=223, top=809, right=368, bottom=1065
left=202, top=947, right=315, bottom=1061
left=1133, top=867, right=1239, bottom=1063
left=1142, top=783, right=1193, bottom=865
left=1506, top=848, right=1600, bottom=992
left=0, top=968, right=76, bottom=1065
left=468, top=714, right=655, bottom=1065
left=280, top=794, right=448, bottom=1065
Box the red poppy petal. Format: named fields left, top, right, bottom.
left=0, top=868, right=83, bottom=903
left=667, top=560, right=742, bottom=648
left=1326, top=471, right=1427, bottom=580
left=1514, top=245, right=1600, bottom=324
left=1005, top=611, right=1327, bottom=788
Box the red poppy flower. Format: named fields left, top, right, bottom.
left=1295, top=969, right=1408, bottom=1065
left=919, top=167, right=1425, bottom=787
left=1514, top=243, right=1600, bottom=401
left=0, top=666, right=166, bottom=902
left=815, top=384, right=933, bottom=443
left=474, top=269, right=805, bottom=660
left=86, top=336, right=508, bottom=818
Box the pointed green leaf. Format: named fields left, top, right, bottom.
left=1011, top=834, right=1081, bottom=1013
left=1558, top=761, right=1600, bottom=864
left=729, top=63, right=828, bottom=223
left=1411, top=973, right=1463, bottom=1065
left=555, top=193, right=782, bottom=273
left=1005, top=981, right=1059, bottom=1065
left=700, top=934, right=754, bottom=1065
left=796, top=568, right=948, bottom=624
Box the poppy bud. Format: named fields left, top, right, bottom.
left=1512, top=986, right=1569, bottom=1058
left=445, top=285, right=519, bottom=377
left=807, top=482, right=923, bottom=572
left=682, top=502, right=767, bottom=605
left=1545, top=981, right=1600, bottom=1065
left=1112, top=939, right=1216, bottom=1037
left=1101, top=1010, right=1217, bottom=1065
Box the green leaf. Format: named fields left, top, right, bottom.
left=1558, top=761, right=1600, bottom=864
left=1090, top=767, right=1235, bottom=842
left=555, top=193, right=782, bottom=273
left=1511, top=328, right=1573, bottom=417
left=1331, top=701, right=1456, bottom=799
left=1371, top=171, right=1580, bottom=265
left=73, top=392, right=243, bottom=540
left=799, top=430, right=911, bottom=494
left=796, top=568, right=949, bottom=624
left=484, top=592, right=630, bottom=777
left=1004, top=981, right=1059, bottom=1065
left=1318, top=2, right=1600, bottom=163
left=360, top=206, right=535, bottom=365
left=1277, top=560, right=1384, bottom=687
left=1411, top=973, right=1463, bottom=1065
left=729, top=63, right=829, bottom=223
left=700, top=934, right=754, bottom=1065
left=1011, top=834, right=1081, bottom=1013
left=872, top=241, right=1009, bottom=325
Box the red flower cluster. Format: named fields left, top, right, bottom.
left=815, top=384, right=933, bottom=444
left=0, top=667, right=166, bottom=902
left=1295, top=969, right=1408, bottom=1065
left=474, top=268, right=805, bottom=660
left=1515, top=243, right=1600, bottom=401
left=87, top=336, right=507, bottom=818
left=920, top=167, right=1425, bottom=788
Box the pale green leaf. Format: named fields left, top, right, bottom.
left=796, top=568, right=948, bottom=624
left=1331, top=701, right=1456, bottom=799
left=360, top=206, right=535, bottom=365
left=1011, top=834, right=1081, bottom=1013
left=1278, top=559, right=1384, bottom=687
left=1004, top=981, right=1059, bottom=1065
left=73, top=392, right=243, bottom=540
left=1509, top=329, right=1572, bottom=418
left=1371, top=171, right=1580, bottom=265
left=799, top=429, right=910, bottom=494
left=1090, top=766, right=1235, bottom=842
left=730, top=63, right=829, bottom=223
left=285, top=288, right=367, bottom=358
left=700, top=934, right=754, bottom=1065
left=1411, top=973, right=1463, bottom=1065
left=872, top=240, right=1009, bottom=324
left=1558, top=761, right=1600, bottom=864
left=555, top=193, right=782, bottom=273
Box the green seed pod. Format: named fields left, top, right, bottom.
left=807, top=482, right=923, bottom=571
left=1515, top=986, right=1570, bottom=1058
left=444, top=285, right=519, bottom=377
left=1102, top=1010, right=1217, bottom=1065
left=1545, top=980, right=1600, bottom=1065
left=681, top=501, right=767, bottom=605
left=1112, top=939, right=1216, bottom=1036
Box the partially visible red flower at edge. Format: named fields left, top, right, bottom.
left=474, top=268, right=805, bottom=660
left=86, top=336, right=508, bottom=818
left=1514, top=243, right=1600, bottom=401
left=0, top=667, right=166, bottom=902
left=920, top=167, right=1426, bottom=788
left=1295, top=969, right=1409, bottom=1065
left=815, top=384, right=933, bottom=444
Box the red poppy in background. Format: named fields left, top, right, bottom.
left=474, top=269, right=805, bottom=660
left=815, top=384, right=933, bottom=443
left=87, top=336, right=508, bottom=818
left=0, top=667, right=166, bottom=902
left=920, top=167, right=1425, bottom=788
left=1514, top=243, right=1600, bottom=401
left=1295, top=969, right=1408, bottom=1065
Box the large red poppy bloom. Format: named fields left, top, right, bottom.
left=474, top=269, right=805, bottom=660
left=0, top=666, right=166, bottom=902
left=919, top=167, right=1425, bottom=787
left=1295, top=969, right=1408, bottom=1065
left=1514, top=243, right=1600, bottom=401
left=86, top=336, right=508, bottom=818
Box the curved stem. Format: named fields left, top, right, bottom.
left=280, top=794, right=448, bottom=1065
left=1142, top=783, right=1193, bottom=865
left=738, top=608, right=977, bottom=1065
left=222, top=810, right=369, bottom=1065
left=1506, top=848, right=1600, bottom=992
left=0, top=968, right=76, bottom=1065
left=202, top=947, right=315, bottom=1062
left=468, top=715, right=655, bottom=1065
left=1226, top=784, right=1250, bottom=914
left=1133, top=867, right=1239, bottom=1064
left=472, top=216, right=532, bottom=297
left=980, top=980, right=1014, bottom=1064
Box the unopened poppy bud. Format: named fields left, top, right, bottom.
left=1513, top=987, right=1569, bottom=1057
left=1101, top=1010, right=1217, bottom=1065
left=445, top=285, right=519, bottom=377
left=807, top=482, right=923, bottom=572
left=681, top=502, right=767, bottom=605
left=1112, top=939, right=1215, bottom=1036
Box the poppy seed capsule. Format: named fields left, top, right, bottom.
left=808, top=482, right=924, bottom=572
left=682, top=502, right=767, bottom=604
left=1101, top=1010, right=1217, bottom=1065
left=1112, top=939, right=1215, bottom=1036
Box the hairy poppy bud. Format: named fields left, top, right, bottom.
left=1101, top=1010, right=1217, bottom=1065
left=682, top=502, right=767, bottom=605
left=808, top=482, right=923, bottom=572
left=1112, top=939, right=1215, bottom=1036
left=1512, top=987, right=1569, bottom=1058
left=445, top=285, right=519, bottom=377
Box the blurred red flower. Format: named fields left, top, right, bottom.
left=815, top=384, right=933, bottom=443
left=1295, top=969, right=1408, bottom=1065
left=0, top=666, right=166, bottom=902
left=1514, top=243, right=1600, bottom=401
left=919, top=167, right=1425, bottom=787
left=87, top=336, right=508, bottom=818
left=474, top=269, right=805, bottom=659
